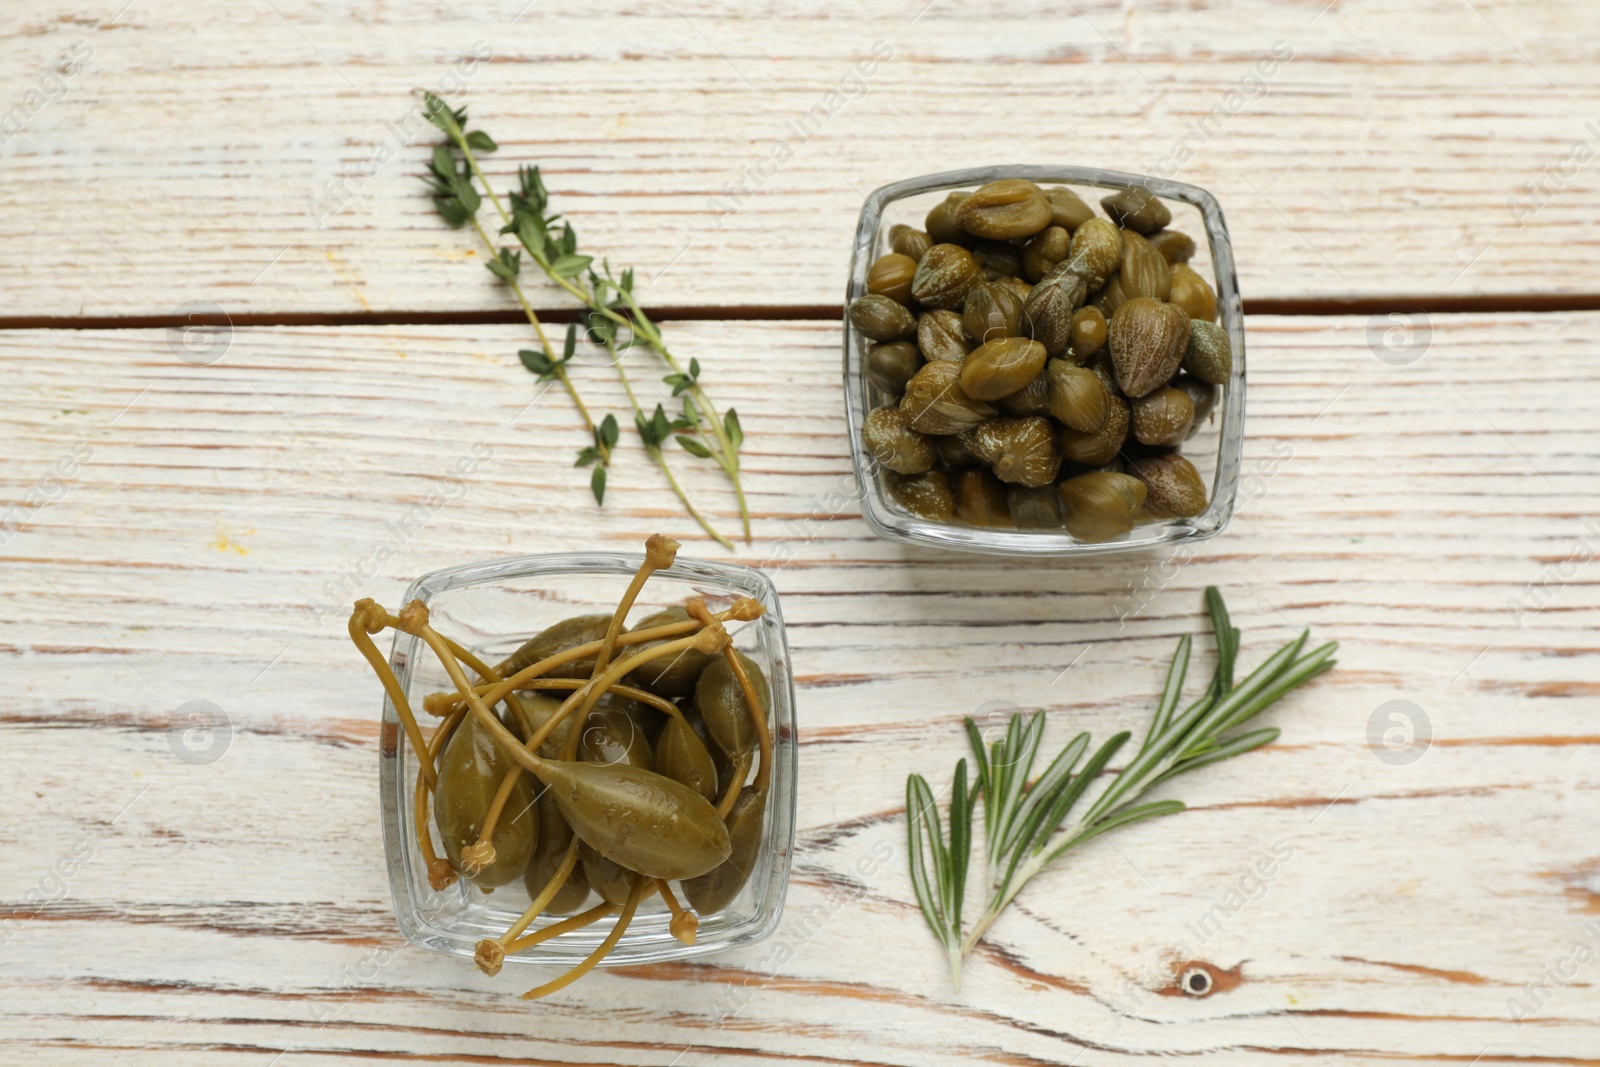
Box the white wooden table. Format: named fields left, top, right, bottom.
left=4, top=3, right=1599, bottom=1064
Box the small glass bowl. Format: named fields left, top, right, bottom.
left=377, top=552, right=796, bottom=966
left=843, top=165, right=1246, bottom=557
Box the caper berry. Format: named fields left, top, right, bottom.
left=997, top=369, right=1051, bottom=417
left=925, top=191, right=972, bottom=245
left=886, top=468, right=955, bottom=520
left=1129, top=452, right=1208, bottom=518
left=863, top=404, right=937, bottom=473
left=971, top=416, right=1062, bottom=488
left=1007, top=485, right=1064, bottom=528
left=524, top=795, right=591, bottom=914
left=952, top=467, right=1012, bottom=527
left=960, top=337, right=1047, bottom=402
left=1118, top=230, right=1171, bottom=301
left=1045, top=186, right=1096, bottom=231
left=1046, top=360, right=1111, bottom=433
left=434, top=711, right=539, bottom=889
left=1148, top=229, right=1196, bottom=263
left=682, top=786, right=767, bottom=914
left=962, top=281, right=1025, bottom=344
left=695, top=652, right=768, bottom=762
left=917, top=308, right=971, bottom=364
left=1068, top=305, right=1109, bottom=362
left=1183, top=319, right=1232, bottom=385
left=1100, top=186, right=1171, bottom=234
left=579, top=705, right=655, bottom=770
left=911, top=243, right=982, bottom=310
left=900, top=360, right=996, bottom=435
left=956, top=178, right=1052, bottom=240
left=654, top=715, right=719, bottom=802
left=1059, top=471, right=1149, bottom=542
left=848, top=293, right=915, bottom=342
left=1059, top=393, right=1129, bottom=465
left=867, top=340, right=922, bottom=396
left=888, top=223, right=933, bottom=261
left=1169, top=263, right=1219, bottom=322
left=580, top=841, right=635, bottom=906
left=627, top=606, right=715, bottom=699
left=1130, top=386, right=1195, bottom=447
left=1022, top=226, right=1071, bottom=282
left=499, top=613, right=610, bottom=681
left=867, top=252, right=919, bottom=306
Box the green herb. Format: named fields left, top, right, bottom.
left=420, top=93, right=740, bottom=540
left=906, top=587, right=1337, bottom=990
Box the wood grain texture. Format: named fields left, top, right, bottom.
left=1, top=314, right=1598, bottom=1064
left=2, top=1, right=1599, bottom=320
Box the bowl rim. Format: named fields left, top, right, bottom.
left=843, top=165, right=1246, bottom=558
left=378, top=550, right=798, bottom=966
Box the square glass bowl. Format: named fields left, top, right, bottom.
left=843, top=165, right=1246, bottom=557
left=377, top=552, right=796, bottom=966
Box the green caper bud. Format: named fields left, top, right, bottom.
left=434, top=711, right=539, bottom=888
left=917, top=308, right=971, bottom=364
left=867, top=252, right=919, bottom=306
left=962, top=281, right=1025, bottom=344
left=1022, top=226, right=1071, bottom=282
left=960, top=337, right=1047, bottom=402
left=911, top=244, right=981, bottom=310
left=1061, top=218, right=1124, bottom=290
left=1007, top=485, right=1064, bottom=529
left=1100, top=186, right=1172, bottom=234
left=969, top=240, right=1024, bottom=281
left=1119, top=230, right=1171, bottom=301
left=994, top=275, right=1034, bottom=302
left=695, top=652, right=768, bottom=761
left=1172, top=373, right=1219, bottom=430
left=952, top=467, right=1013, bottom=527
left=655, top=716, right=721, bottom=803
left=1093, top=272, right=1130, bottom=318
left=1068, top=306, right=1108, bottom=362
left=1148, top=229, right=1196, bottom=263
left=867, top=340, right=922, bottom=397
left=886, top=469, right=955, bottom=520
left=1059, top=471, right=1148, bottom=542
left=499, top=613, right=610, bottom=680
left=682, top=785, right=767, bottom=914
left=971, top=416, right=1062, bottom=488
left=1169, top=263, right=1219, bottom=322
left=1045, top=186, right=1095, bottom=231
left=1183, top=320, right=1233, bottom=385
left=579, top=705, right=654, bottom=770
left=1059, top=393, right=1129, bottom=465
left=848, top=293, right=915, bottom=342
left=888, top=223, right=933, bottom=262
left=936, top=429, right=983, bottom=470
left=515, top=692, right=572, bottom=758
left=1022, top=271, right=1088, bottom=359
left=863, top=404, right=936, bottom=474
left=997, top=369, right=1051, bottom=417
left=1109, top=297, right=1190, bottom=398
left=925, top=191, right=972, bottom=245
left=955, top=178, right=1052, bottom=240
left=626, top=606, right=715, bottom=699
left=1129, top=452, right=1208, bottom=518
left=1130, top=386, right=1195, bottom=447
left=1046, top=360, right=1111, bottom=433
left=900, top=360, right=996, bottom=435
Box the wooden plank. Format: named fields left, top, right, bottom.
left=2, top=1, right=1599, bottom=319
left=1, top=314, right=1598, bottom=1063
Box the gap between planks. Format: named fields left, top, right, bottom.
left=5, top=293, right=1600, bottom=331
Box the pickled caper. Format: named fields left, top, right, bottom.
left=1046, top=361, right=1111, bottom=433
left=952, top=467, right=1012, bottom=527
left=524, top=794, right=592, bottom=914
left=888, top=223, right=933, bottom=261
left=1169, top=262, right=1218, bottom=322
left=499, top=614, right=610, bottom=681
left=900, top=360, right=996, bottom=435
left=1129, top=452, right=1208, bottom=518
left=1059, top=471, right=1148, bottom=542
left=911, top=244, right=982, bottom=310
left=956, top=178, right=1052, bottom=240
left=925, top=191, right=972, bottom=245
left=1022, top=226, right=1071, bottom=283
left=1045, top=186, right=1095, bottom=231
left=655, top=715, right=719, bottom=802
left=863, top=404, right=936, bottom=474
left=867, top=252, right=919, bottom=306
left=1022, top=271, right=1088, bottom=359
left=996, top=369, right=1051, bottom=417
left=1007, top=485, right=1064, bottom=528
left=962, top=281, right=1025, bottom=345
left=1100, top=186, right=1171, bottom=234
left=1148, top=229, right=1196, bottom=263
left=867, top=340, right=922, bottom=396
left=695, top=651, right=769, bottom=761
left=1059, top=393, right=1130, bottom=466
left=917, top=308, right=972, bottom=364
left=682, top=786, right=767, bottom=914
left=971, top=416, right=1062, bottom=488
left=848, top=293, right=915, bottom=342
left=886, top=468, right=955, bottom=520
left=578, top=705, right=655, bottom=770
left=1067, top=305, right=1108, bottom=362
left=1130, top=386, right=1195, bottom=447
left=434, top=711, right=539, bottom=888
left=626, top=606, right=716, bottom=699
left=960, top=337, right=1047, bottom=402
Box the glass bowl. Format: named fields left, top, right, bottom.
left=843, top=165, right=1246, bottom=557
left=377, top=552, right=796, bottom=966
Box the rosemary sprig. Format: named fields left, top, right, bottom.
left=907, top=588, right=1337, bottom=991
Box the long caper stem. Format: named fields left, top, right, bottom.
left=416, top=709, right=464, bottom=891
left=715, top=752, right=752, bottom=821
left=518, top=677, right=688, bottom=728
left=520, top=877, right=646, bottom=1000
left=349, top=601, right=437, bottom=792
left=686, top=598, right=773, bottom=795
left=465, top=759, right=527, bottom=870
left=499, top=836, right=582, bottom=948
left=501, top=900, right=618, bottom=957
left=592, top=535, right=678, bottom=680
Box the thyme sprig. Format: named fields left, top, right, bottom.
left=907, top=588, right=1337, bottom=991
